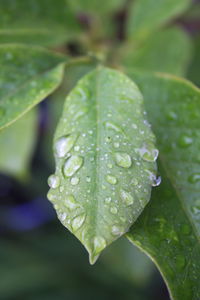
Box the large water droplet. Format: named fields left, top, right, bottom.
left=146, top=170, right=161, bottom=187
left=63, top=155, right=83, bottom=177
left=64, top=195, right=79, bottom=210
left=110, top=207, right=118, bottom=214
left=188, top=173, right=200, bottom=183
left=136, top=144, right=159, bottom=162
left=71, top=214, right=86, bottom=231
left=106, top=175, right=117, bottom=185
left=120, top=189, right=134, bottom=205
left=178, top=135, right=193, bottom=148
left=48, top=174, right=60, bottom=189
left=111, top=225, right=123, bottom=236
left=70, top=177, right=80, bottom=185
left=105, top=122, right=121, bottom=132
left=55, top=134, right=77, bottom=158
left=114, top=152, right=132, bottom=168
left=94, top=236, right=106, bottom=253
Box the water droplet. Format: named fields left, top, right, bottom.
left=64, top=195, right=79, bottom=210
left=188, top=173, right=200, bottom=183
left=106, top=175, right=117, bottom=185
left=107, top=163, right=113, bottom=169
left=74, top=146, right=80, bottom=151
left=71, top=214, right=86, bottom=231
left=59, top=212, right=67, bottom=222
left=120, top=189, right=134, bottom=205
left=112, top=225, right=123, bottom=236
left=105, top=197, right=112, bottom=204
left=105, top=136, right=111, bottom=143
left=113, top=142, right=119, bottom=148
left=55, top=134, right=77, bottom=158
left=63, top=155, right=83, bottom=177
left=70, top=177, right=79, bottom=185
left=114, top=152, right=132, bottom=168
left=105, top=122, right=121, bottom=132
left=136, top=144, right=159, bottom=162
left=48, top=174, right=60, bottom=189
left=94, top=236, right=106, bottom=253
left=146, top=170, right=161, bottom=187
left=0, top=107, right=5, bottom=117
left=86, top=176, right=91, bottom=183
left=178, top=135, right=193, bottom=148
left=166, top=111, right=177, bottom=121
left=110, top=207, right=118, bottom=214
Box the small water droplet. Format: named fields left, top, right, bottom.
left=107, top=163, right=113, bottom=169
left=105, top=136, right=111, bottom=143
left=70, top=177, right=80, bottom=185
left=146, top=170, right=161, bottom=187
left=113, top=142, right=119, bottom=148
left=74, top=146, right=80, bottom=151
left=105, top=122, right=122, bottom=132
left=114, top=152, right=132, bottom=168
left=111, top=225, right=123, bottom=236
left=106, top=175, right=117, bottom=185
left=136, top=144, right=159, bottom=162
left=94, top=236, right=106, bottom=253
left=105, top=197, right=112, bottom=204
left=178, top=135, right=193, bottom=148
left=63, top=155, right=83, bottom=177
left=110, top=207, right=118, bottom=214
left=71, top=214, right=86, bottom=231
left=86, top=176, right=91, bottom=183
left=64, top=195, right=79, bottom=210
left=59, top=212, right=67, bottom=222
left=120, top=189, right=134, bottom=205
left=55, top=134, right=77, bottom=158
left=188, top=173, right=200, bottom=183
left=48, top=174, right=60, bottom=189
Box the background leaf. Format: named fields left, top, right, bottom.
left=187, top=36, right=200, bottom=86
left=126, top=70, right=200, bottom=300
left=127, top=0, right=190, bottom=40
left=0, top=109, right=37, bottom=179
left=48, top=67, right=158, bottom=263
left=0, top=44, right=66, bottom=130
left=119, top=27, right=192, bottom=76
left=0, top=0, right=80, bottom=46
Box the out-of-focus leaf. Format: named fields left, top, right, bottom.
left=187, top=36, right=200, bottom=86
left=0, top=0, right=81, bottom=46
left=48, top=67, right=158, bottom=264
left=126, top=70, right=200, bottom=300
left=127, top=0, right=190, bottom=40
left=0, top=44, right=66, bottom=130
left=0, top=109, right=37, bottom=178
left=120, top=28, right=192, bottom=76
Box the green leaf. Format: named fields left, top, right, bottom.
left=120, top=28, right=192, bottom=76
left=0, top=0, right=80, bottom=46
left=187, top=36, right=200, bottom=86
left=47, top=67, right=158, bottom=264
left=0, top=109, right=37, bottom=178
left=126, top=70, right=200, bottom=299
left=127, top=0, right=190, bottom=40
left=0, top=44, right=66, bottom=130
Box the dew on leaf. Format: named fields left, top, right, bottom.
left=136, top=144, right=159, bottom=162
left=188, top=173, right=200, bottom=183
left=86, top=176, right=91, bottom=183
left=94, top=236, right=106, bottom=253
left=48, top=174, right=60, bottom=189
left=110, top=207, right=118, bottom=214
left=64, top=195, right=79, bottom=210
left=111, top=225, right=123, bottom=236
left=106, top=175, right=117, bottom=185
left=114, top=152, right=132, bottom=168
left=105, top=197, right=112, bottom=204
left=105, top=121, right=122, bottom=132
left=120, top=189, right=134, bottom=205
left=55, top=134, right=77, bottom=158
left=63, top=155, right=83, bottom=177
left=178, top=134, right=193, bottom=148
left=113, top=142, right=119, bottom=148
left=71, top=214, right=86, bottom=231
left=70, top=177, right=80, bottom=185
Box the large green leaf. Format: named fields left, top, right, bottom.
left=120, top=28, right=192, bottom=76
left=126, top=70, right=200, bottom=299
left=0, top=0, right=80, bottom=46
left=47, top=67, right=158, bottom=263
left=127, top=0, right=190, bottom=40
left=0, top=44, right=66, bottom=130
left=0, top=109, right=37, bottom=178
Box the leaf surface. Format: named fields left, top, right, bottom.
left=0, top=44, right=66, bottom=130
left=126, top=70, right=200, bottom=299
left=127, top=0, right=190, bottom=40
left=48, top=67, right=158, bottom=263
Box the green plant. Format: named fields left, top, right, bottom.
left=0, top=0, right=200, bottom=299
